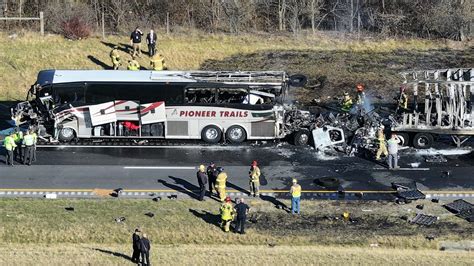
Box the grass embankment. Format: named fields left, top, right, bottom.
left=0, top=31, right=472, bottom=102
left=0, top=198, right=472, bottom=264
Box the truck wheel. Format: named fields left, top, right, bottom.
left=397, top=133, right=410, bottom=147
left=201, top=125, right=222, bottom=144
left=58, top=127, right=75, bottom=142
left=293, top=129, right=311, bottom=146
left=413, top=133, right=434, bottom=149
left=226, top=125, right=246, bottom=144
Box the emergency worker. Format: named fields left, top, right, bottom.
left=196, top=164, right=208, bottom=201
left=220, top=196, right=235, bottom=232
left=215, top=167, right=228, bottom=202
left=31, top=129, right=38, bottom=162
left=398, top=86, right=408, bottom=110
left=110, top=46, right=121, bottom=70
left=150, top=53, right=167, bottom=71
left=3, top=133, right=17, bottom=166
left=290, top=178, right=302, bottom=214
left=341, top=92, right=353, bottom=112
left=22, top=130, right=36, bottom=165
left=13, top=128, right=23, bottom=162
left=249, top=160, right=261, bottom=197
left=355, top=83, right=366, bottom=105
left=207, top=162, right=218, bottom=196
left=375, top=126, right=388, bottom=161
left=127, top=57, right=140, bottom=71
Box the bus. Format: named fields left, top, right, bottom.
left=12, top=70, right=314, bottom=145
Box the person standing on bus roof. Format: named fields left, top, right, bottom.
left=127, top=56, right=140, bottom=71
left=215, top=167, right=228, bottom=202
left=207, top=162, right=218, bottom=197
left=146, top=29, right=157, bottom=57
left=130, top=27, right=143, bottom=57
left=196, top=164, right=208, bottom=201
left=249, top=160, right=261, bottom=197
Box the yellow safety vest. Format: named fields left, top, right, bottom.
left=110, top=49, right=121, bottom=64
left=291, top=184, right=301, bottom=198
left=4, top=136, right=17, bottom=151
left=23, top=134, right=35, bottom=146
left=127, top=60, right=140, bottom=71
left=220, top=202, right=234, bottom=220
left=250, top=166, right=260, bottom=182
left=377, top=132, right=386, bottom=144
left=399, top=93, right=408, bottom=109
left=216, top=172, right=227, bottom=188
left=32, top=133, right=37, bottom=144
left=150, top=55, right=166, bottom=71
left=341, top=97, right=353, bottom=112
left=13, top=131, right=23, bottom=143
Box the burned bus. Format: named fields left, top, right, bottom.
left=12, top=70, right=315, bottom=145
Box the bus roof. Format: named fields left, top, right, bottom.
left=36, top=70, right=288, bottom=87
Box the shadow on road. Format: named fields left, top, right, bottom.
left=189, top=208, right=220, bottom=228
left=157, top=176, right=199, bottom=200
left=87, top=55, right=110, bottom=70
left=90, top=247, right=132, bottom=261
left=260, top=194, right=290, bottom=213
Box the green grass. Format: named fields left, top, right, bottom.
left=0, top=31, right=472, bottom=102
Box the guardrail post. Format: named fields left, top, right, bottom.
left=39, top=11, right=44, bottom=36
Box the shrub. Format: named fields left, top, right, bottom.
left=61, top=16, right=92, bottom=40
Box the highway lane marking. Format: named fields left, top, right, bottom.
left=373, top=167, right=430, bottom=171
left=37, top=145, right=245, bottom=150
left=123, top=166, right=196, bottom=170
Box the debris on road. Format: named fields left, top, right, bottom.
left=152, top=197, right=162, bottom=202
left=444, top=199, right=474, bottom=223
left=424, top=154, right=447, bottom=163
left=114, top=217, right=126, bottom=223
left=410, top=213, right=438, bottom=226
left=65, top=207, right=75, bottom=211
left=145, top=212, right=155, bottom=218
left=392, top=182, right=426, bottom=202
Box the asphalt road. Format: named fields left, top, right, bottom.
left=0, top=143, right=473, bottom=199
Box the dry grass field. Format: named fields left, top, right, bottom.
left=0, top=31, right=472, bottom=103
left=0, top=198, right=472, bottom=265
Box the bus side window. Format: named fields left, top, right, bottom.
left=218, top=88, right=248, bottom=104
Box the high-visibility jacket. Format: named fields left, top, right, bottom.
left=249, top=166, right=260, bottom=183
left=377, top=131, right=386, bottom=145
left=399, top=92, right=408, bottom=109
left=150, top=54, right=166, bottom=71
left=127, top=60, right=140, bottom=71
left=110, top=49, right=121, bottom=64
left=23, top=134, right=35, bottom=146
left=13, top=131, right=23, bottom=143
left=32, top=132, right=37, bottom=144
left=3, top=136, right=17, bottom=151
left=220, top=202, right=235, bottom=220
left=341, top=97, right=353, bottom=112
left=290, top=184, right=301, bottom=198
left=216, top=172, right=228, bottom=188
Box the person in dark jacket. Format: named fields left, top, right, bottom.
left=206, top=162, right=218, bottom=197
left=130, top=27, right=143, bottom=57
left=234, top=198, right=250, bottom=234
left=139, top=233, right=151, bottom=266
left=131, top=228, right=141, bottom=263
left=197, top=164, right=208, bottom=201
left=146, top=29, right=157, bottom=57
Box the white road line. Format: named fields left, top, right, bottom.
left=373, top=167, right=430, bottom=171
left=37, top=145, right=244, bottom=150
left=124, top=166, right=196, bottom=170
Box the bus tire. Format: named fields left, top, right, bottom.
left=226, top=125, right=246, bottom=144
left=413, top=133, right=434, bottom=149
left=293, top=129, right=311, bottom=146
left=58, top=127, right=76, bottom=142
left=201, top=125, right=222, bottom=144
left=397, top=133, right=410, bottom=147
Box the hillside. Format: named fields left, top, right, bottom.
left=0, top=31, right=472, bottom=103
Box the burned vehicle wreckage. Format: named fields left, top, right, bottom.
left=11, top=68, right=473, bottom=150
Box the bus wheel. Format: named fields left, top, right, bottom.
left=397, top=133, right=410, bottom=147
left=201, top=125, right=222, bottom=144
left=413, top=133, right=433, bottom=149
left=293, top=129, right=311, bottom=146
left=58, top=127, right=75, bottom=142
left=226, top=125, right=246, bottom=143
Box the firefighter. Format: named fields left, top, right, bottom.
left=215, top=167, right=228, bottom=202
left=150, top=53, right=167, bottom=71
left=355, top=83, right=366, bottom=106
left=3, top=133, right=17, bottom=166
left=341, top=92, right=353, bottom=112
left=22, top=130, right=36, bottom=166
left=220, top=196, right=235, bottom=232
left=110, top=46, right=121, bottom=70
left=127, top=56, right=140, bottom=71
left=12, top=128, right=23, bottom=162
left=249, top=160, right=261, bottom=197
left=375, top=126, right=388, bottom=161
left=398, top=86, right=408, bottom=110
left=207, top=162, right=218, bottom=197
